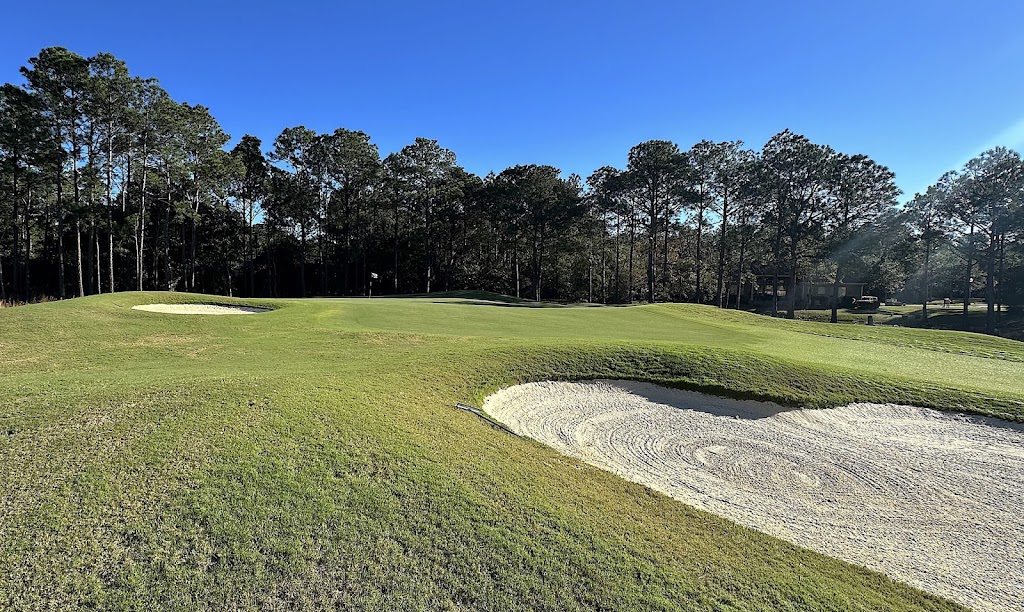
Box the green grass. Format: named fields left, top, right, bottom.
left=6, top=291, right=1020, bottom=610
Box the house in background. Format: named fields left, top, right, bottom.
left=796, top=281, right=866, bottom=308
left=743, top=273, right=866, bottom=309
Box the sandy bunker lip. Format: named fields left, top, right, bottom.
left=484, top=380, right=1024, bottom=612
left=131, top=303, right=270, bottom=315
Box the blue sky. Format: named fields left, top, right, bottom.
left=3, top=0, right=1023, bottom=200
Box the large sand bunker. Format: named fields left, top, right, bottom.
left=131, top=303, right=269, bottom=315
left=484, top=380, right=1024, bottom=611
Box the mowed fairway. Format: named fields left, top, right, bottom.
left=3, top=292, right=1023, bottom=610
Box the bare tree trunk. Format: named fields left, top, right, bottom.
left=627, top=215, right=635, bottom=304
left=0, top=251, right=6, bottom=302
left=247, top=201, right=255, bottom=297
left=320, top=196, right=328, bottom=296
left=23, top=185, right=32, bottom=302
left=123, top=149, right=132, bottom=291
left=87, top=218, right=95, bottom=295
left=588, top=242, right=594, bottom=303
left=392, top=198, right=400, bottom=292
left=963, top=223, right=974, bottom=329
left=613, top=212, right=621, bottom=303
left=163, top=197, right=172, bottom=290
left=424, top=201, right=433, bottom=294
left=532, top=226, right=543, bottom=301
left=829, top=262, right=843, bottom=324
left=986, top=237, right=997, bottom=335
left=87, top=121, right=98, bottom=296
left=299, top=221, right=308, bottom=297
left=921, top=237, right=931, bottom=322
left=734, top=229, right=747, bottom=310
left=134, top=143, right=147, bottom=290
left=601, top=247, right=607, bottom=304
left=189, top=216, right=197, bottom=292
left=662, top=201, right=671, bottom=299
left=252, top=226, right=260, bottom=297
left=56, top=160, right=65, bottom=299
left=24, top=204, right=31, bottom=302
left=364, top=195, right=376, bottom=295
left=716, top=192, right=729, bottom=308
left=135, top=208, right=143, bottom=291
left=137, top=157, right=147, bottom=291
left=189, top=191, right=200, bottom=292
left=361, top=199, right=372, bottom=295
left=71, top=108, right=85, bottom=298
left=787, top=236, right=798, bottom=319
left=107, top=125, right=115, bottom=293
left=263, top=223, right=275, bottom=298
left=94, top=225, right=101, bottom=294
left=75, top=219, right=84, bottom=297
left=270, top=231, right=278, bottom=298
left=10, top=147, right=20, bottom=300
left=694, top=203, right=706, bottom=304
left=997, top=235, right=1006, bottom=316
left=151, top=204, right=159, bottom=289
left=771, top=226, right=782, bottom=317
left=107, top=204, right=114, bottom=292
left=512, top=234, right=521, bottom=298
left=647, top=195, right=656, bottom=303
left=180, top=214, right=187, bottom=290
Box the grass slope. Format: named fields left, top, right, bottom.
left=4, top=292, right=1018, bottom=610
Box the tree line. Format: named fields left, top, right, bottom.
left=1, top=48, right=1022, bottom=332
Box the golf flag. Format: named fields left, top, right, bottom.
left=370, top=272, right=379, bottom=279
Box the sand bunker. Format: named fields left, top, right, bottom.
left=131, top=303, right=269, bottom=315
left=484, top=380, right=1024, bottom=611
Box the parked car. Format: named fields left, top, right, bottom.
left=852, top=296, right=880, bottom=310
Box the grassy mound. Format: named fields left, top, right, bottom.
left=4, top=292, right=1012, bottom=609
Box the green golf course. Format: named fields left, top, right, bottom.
left=3, top=291, right=1021, bottom=610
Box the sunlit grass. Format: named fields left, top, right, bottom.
left=2, top=291, right=1008, bottom=609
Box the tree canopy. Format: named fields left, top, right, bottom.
left=2, top=47, right=1023, bottom=333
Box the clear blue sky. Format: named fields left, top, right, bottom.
left=3, top=0, right=1023, bottom=200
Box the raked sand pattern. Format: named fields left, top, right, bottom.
left=484, top=380, right=1024, bottom=611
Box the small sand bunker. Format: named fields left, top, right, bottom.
left=484, top=380, right=1024, bottom=611
left=131, top=303, right=269, bottom=315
